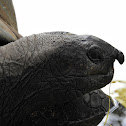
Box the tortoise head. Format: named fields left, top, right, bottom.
left=47, top=34, right=124, bottom=98
left=1, top=32, right=123, bottom=124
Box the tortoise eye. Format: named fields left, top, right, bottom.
left=87, top=45, right=103, bottom=63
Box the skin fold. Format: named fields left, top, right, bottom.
left=0, top=32, right=124, bottom=125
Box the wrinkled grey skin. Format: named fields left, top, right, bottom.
left=0, top=32, right=124, bottom=126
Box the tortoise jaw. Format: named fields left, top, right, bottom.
left=98, top=68, right=114, bottom=86
left=87, top=68, right=114, bottom=92
left=62, top=113, right=105, bottom=126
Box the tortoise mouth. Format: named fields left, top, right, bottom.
left=72, top=67, right=114, bottom=96
left=98, top=67, right=114, bottom=85
left=88, top=67, right=114, bottom=90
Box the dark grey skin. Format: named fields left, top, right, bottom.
left=0, top=31, right=124, bottom=126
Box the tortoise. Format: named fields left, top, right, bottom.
left=0, top=1, right=124, bottom=126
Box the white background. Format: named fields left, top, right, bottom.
left=13, top=0, right=126, bottom=93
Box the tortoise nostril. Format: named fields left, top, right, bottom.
left=87, top=46, right=103, bottom=63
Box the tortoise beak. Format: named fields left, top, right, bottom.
left=114, top=49, right=124, bottom=64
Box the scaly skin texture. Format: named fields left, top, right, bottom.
left=0, top=32, right=124, bottom=125
left=16, top=89, right=113, bottom=126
